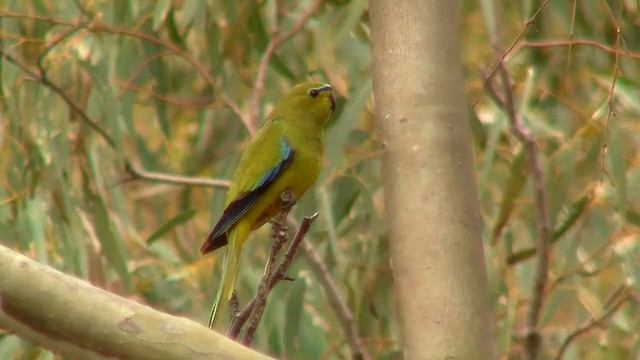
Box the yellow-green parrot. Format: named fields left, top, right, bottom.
left=201, top=82, right=335, bottom=329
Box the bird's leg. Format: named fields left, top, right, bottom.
left=269, top=190, right=297, bottom=236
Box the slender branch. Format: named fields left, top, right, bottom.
left=122, top=163, right=230, bottom=188
left=221, top=94, right=249, bottom=128
left=36, top=22, right=88, bottom=75
left=0, top=48, right=229, bottom=191
left=117, top=81, right=215, bottom=108
left=481, top=3, right=554, bottom=358
left=554, top=287, right=631, bottom=360
left=300, top=239, right=371, bottom=360
left=507, top=193, right=592, bottom=265
left=240, top=198, right=295, bottom=344
left=599, top=26, right=621, bottom=185
left=248, top=0, right=324, bottom=131
left=495, top=59, right=552, bottom=360
left=510, top=39, right=640, bottom=60
left=241, top=216, right=315, bottom=345
left=0, top=48, right=117, bottom=148
left=0, top=10, right=217, bottom=93
left=472, top=0, right=552, bottom=109
left=227, top=214, right=317, bottom=339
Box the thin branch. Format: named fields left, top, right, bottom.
left=599, top=25, right=622, bottom=185
left=117, top=81, right=215, bottom=108
left=239, top=196, right=295, bottom=342
left=1, top=48, right=228, bottom=191
left=0, top=48, right=117, bottom=148
left=221, top=94, right=248, bottom=126
left=495, top=59, right=552, bottom=360
left=248, top=0, right=324, bottom=131
left=117, top=51, right=172, bottom=98
left=36, top=22, right=88, bottom=76
left=300, top=239, right=371, bottom=360
left=472, top=0, right=552, bottom=109
left=227, top=215, right=317, bottom=340
left=241, top=215, right=314, bottom=345
left=554, top=287, right=631, bottom=360
left=0, top=10, right=216, bottom=93
left=121, top=163, right=230, bottom=188
left=507, top=193, right=592, bottom=265
left=482, top=3, right=554, bottom=358
left=510, top=39, right=640, bottom=61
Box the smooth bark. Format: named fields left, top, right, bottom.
left=370, top=1, right=496, bottom=358
left=0, top=245, right=272, bottom=360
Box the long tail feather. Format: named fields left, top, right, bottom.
left=208, top=224, right=249, bottom=329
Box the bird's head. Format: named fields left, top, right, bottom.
left=272, top=82, right=335, bottom=126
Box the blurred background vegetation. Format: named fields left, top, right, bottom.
left=1, top=1, right=639, bottom=359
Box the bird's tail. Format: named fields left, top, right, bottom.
left=208, top=224, right=249, bottom=330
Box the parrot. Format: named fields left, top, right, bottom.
left=201, top=82, right=335, bottom=329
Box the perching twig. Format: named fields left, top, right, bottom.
left=225, top=191, right=318, bottom=344
left=227, top=213, right=317, bottom=340
left=240, top=192, right=297, bottom=344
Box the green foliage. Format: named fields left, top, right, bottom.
left=1, top=0, right=639, bottom=359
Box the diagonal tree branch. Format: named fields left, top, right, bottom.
left=0, top=245, right=273, bottom=360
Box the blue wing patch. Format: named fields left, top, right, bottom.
left=200, top=137, right=294, bottom=254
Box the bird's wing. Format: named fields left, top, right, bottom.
left=201, top=120, right=293, bottom=254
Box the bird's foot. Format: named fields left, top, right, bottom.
left=279, top=190, right=297, bottom=210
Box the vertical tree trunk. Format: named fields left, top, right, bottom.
left=370, top=1, right=495, bottom=358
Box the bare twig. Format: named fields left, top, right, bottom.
left=554, top=286, right=631, bottom=360
left=599, top=25, right=621, bottom=185
left=36, top=23, right=88, bottom=75
left=301, top=239, right=371, bottom=360
left=227, top=216, right=317, bottom=339
left=509, top=39, right=640, bottom=61
left=117, top=81, right=215, bottom=108
left=472, top=0, right=552, bottom=109
left=221, top=94, right=249, bottom=127
left=482, top=3, right=554, bottom=358
left=239, top=196, right=296, bottom=344
left=507, top=193, right=592, bottom=265
left=248, top=0, right=324, bottom=131
left=0, top=48, right=117, bottom=148
left=122, top=162, right=230, bottom=188
left=0, top=10, right=216, bottom=94
left=495, top=59, right=552, bottom=360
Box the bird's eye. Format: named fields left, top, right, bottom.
left=308, top=88, right=319, bottom=98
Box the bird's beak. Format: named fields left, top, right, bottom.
left=328, top=93, right=336, bottom=113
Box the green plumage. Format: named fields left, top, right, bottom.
left=201, top=82, right=335, bottom=330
